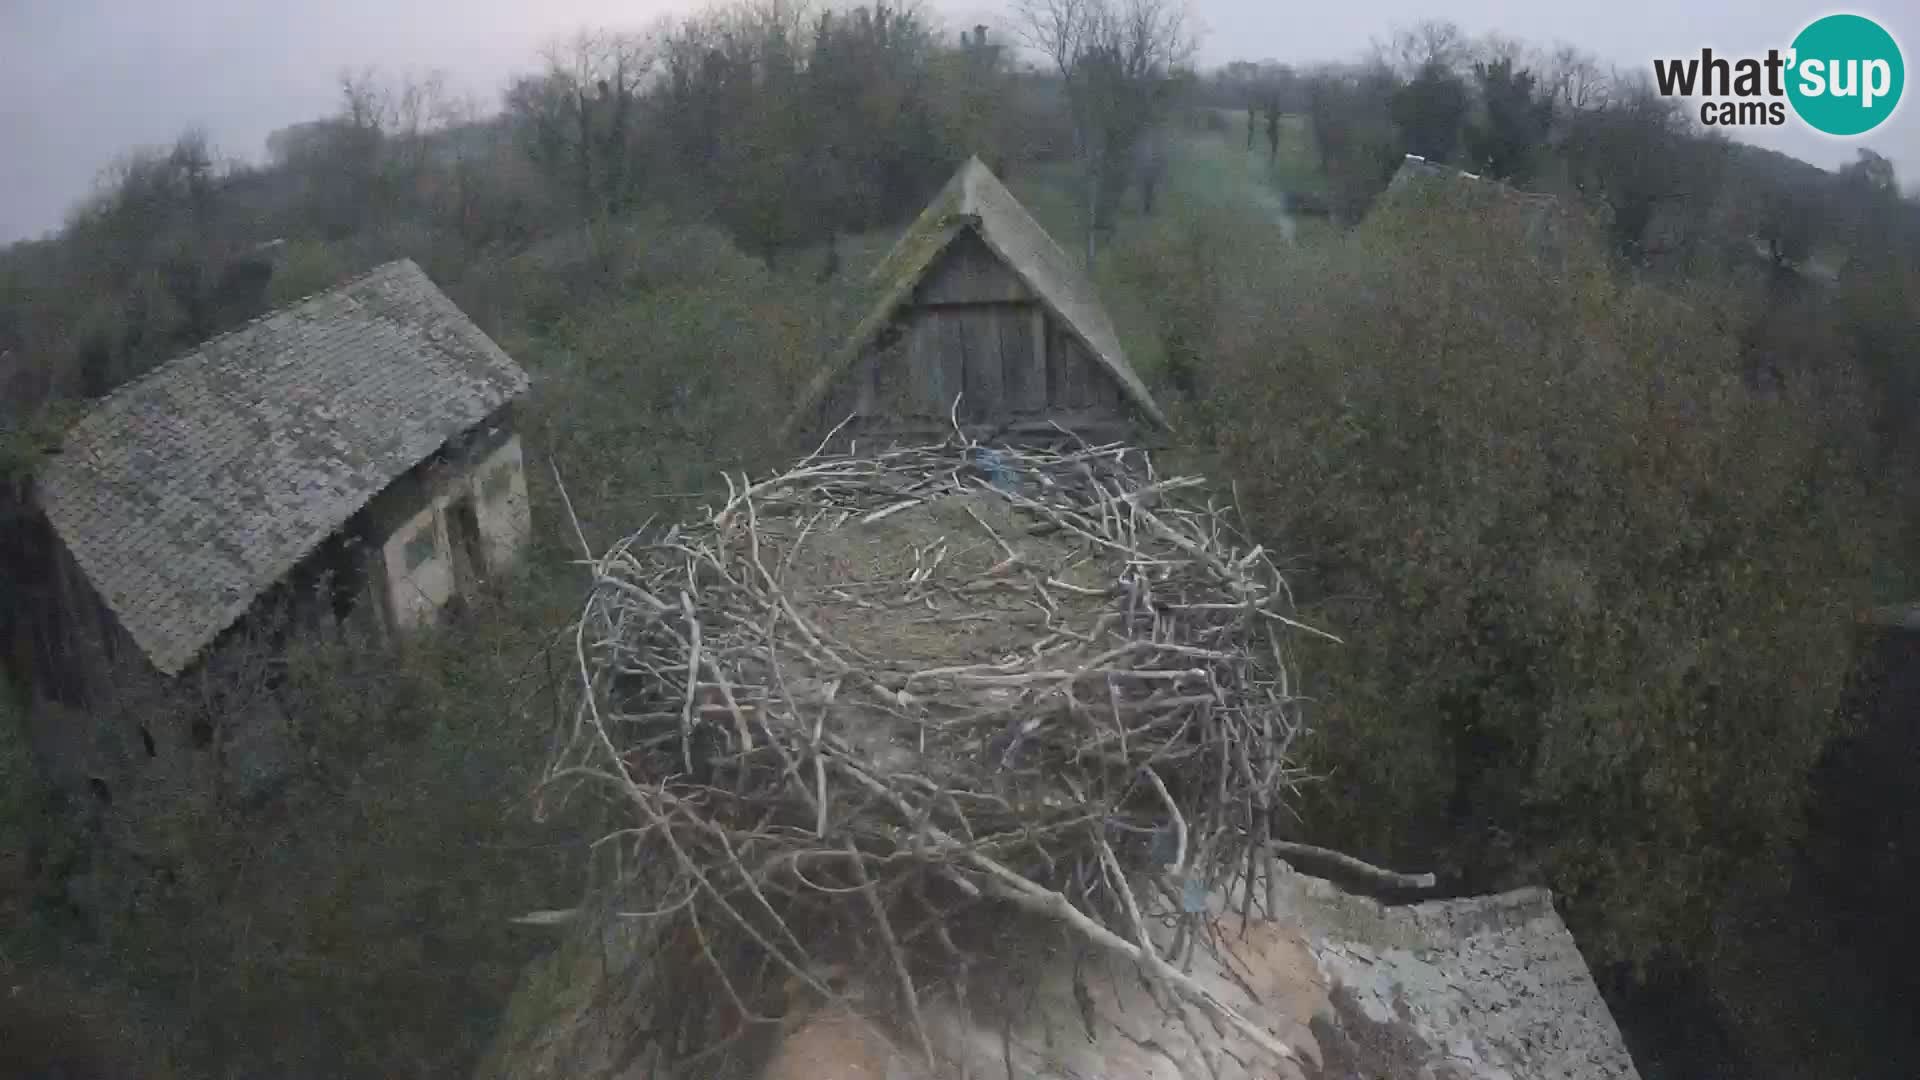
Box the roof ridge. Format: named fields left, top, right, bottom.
left=985, top=170, right=1081, bottom=280
left=785, top=156, right=1167, bottom=438
left=37, top=257, right=523, bottom=675
left=217, top=256, right=419, bottom=347
left=62, top=258, right=422, bottom=423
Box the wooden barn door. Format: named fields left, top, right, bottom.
left=903, top=231, right=1040, bottom=429
left=940, top=306, right=1038, bottom=426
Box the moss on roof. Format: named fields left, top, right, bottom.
left=785, top=157, right=1165, bottom=440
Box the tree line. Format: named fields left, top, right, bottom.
left=1146, top=19, right=1920, bottom=1077
left=1199, top=20, right=1920, bottom=515
left=0, top=6, right=1196, bottom=1073
left=1, top=0, right=1207, bottom=440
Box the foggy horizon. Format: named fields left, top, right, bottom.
left=3, top=0, right=1915, bottom=245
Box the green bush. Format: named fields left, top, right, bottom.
left=4, top=579, right=588, bottom=1079
left=0, top=677, right=38, bottom=923
left=1202, top=182, right=1878, bottom=970
left=264, top=239, right=354, bottom=307
left=510, top=222, right=851, bottom=546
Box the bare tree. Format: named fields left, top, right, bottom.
left=428, top=89, right=493, bottom=241
left=1562, top=79, right=1709, bottom=258
left=1016, top=0, right=1196, bottom=266
left=393, top=70, right=449, bottom=141
left=505, top=28, right=658, bottom=219
left=1542, top=44, right=1613, bottom=114
left=531, top=28, right=659, bottom=217
left=339, top=67, right=393, bottom=136
left=1374, top=19, right=1469, bottom=79
left=1473, top=32, right=1528, bottom=69
left=387, top=70, right=452, bottom=179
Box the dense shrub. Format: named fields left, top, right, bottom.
left=1305, top=67, right=1403, bottom=223
left=501, top=220, right=858, bottom=547
left=1202, top=182, right=1878, bottom=969
left=4, top=576, right=588, bottom=1079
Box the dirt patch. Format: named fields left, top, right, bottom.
left=779, top=492, right=1109, bottom=670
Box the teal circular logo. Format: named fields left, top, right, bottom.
left=1787, top=14, right=1904, bottom=136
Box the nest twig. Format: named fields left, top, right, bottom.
left=545, top=435, right=1327, bottom=1072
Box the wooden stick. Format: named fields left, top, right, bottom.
left=1269, top=841, right=1438, bottom=892
left=847, top=840, right=937, bottom=1070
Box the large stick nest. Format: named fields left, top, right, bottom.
left=546, top=435, right=1331, bottom=1073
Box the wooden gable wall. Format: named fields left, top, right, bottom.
left=819, top=229, right=1130, bottom=440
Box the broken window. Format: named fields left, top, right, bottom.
left=402, top=526, right=438, bottom=572
left=481, top=460, right=516, bottom=502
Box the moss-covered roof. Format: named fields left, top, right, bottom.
left=785, top=157, right=1165, bottom=439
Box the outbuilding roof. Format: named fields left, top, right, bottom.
left=786, top=156, right=1164, bottom=437
left=37, top=259, right=528, bottom=674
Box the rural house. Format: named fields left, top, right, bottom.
left=786, top=156, right=1165, bottom=446
left=10, top=258, right=530, bottom=799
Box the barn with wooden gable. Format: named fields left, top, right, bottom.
left=786, top=156, right=1165, bottom=446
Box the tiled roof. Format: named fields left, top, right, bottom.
left=37, top=259, right=528, bottom=674
left=788, top=157, right=1165, bottom=437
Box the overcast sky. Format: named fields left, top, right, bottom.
left=2, top=0, right=1914, bottom=244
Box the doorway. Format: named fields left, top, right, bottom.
left=445, top=496, right=488, bottom=601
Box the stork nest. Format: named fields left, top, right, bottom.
left=543, top=435, right=1332, bottom=1073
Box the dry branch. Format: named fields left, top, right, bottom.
left=1270, top=840, right=1439, bottom=892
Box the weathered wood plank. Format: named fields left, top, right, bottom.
left=942, top=314, right=971, bottom=420
left=999, top=307, right=1041, bottom=415
left=908, top=317, right=947, bottom=416
left=1048, top=328, right=1085, bottom=410
left=854, top=354, right=876, bottom=416
left=963, top=309, right=1006, bottom=420
left=1028, top=308, right=1048, bottom=413
left=820, top=344, right=872, bottom=428
left=868, top=332, right=908, bottom=418
left=914, top=231, right=1031, bottom=305
left=855, top=301, right=1133, bottom=435
left=1086, top=352, right=1120, bottom=410
left=1049, top=330, right=1125, bottom=418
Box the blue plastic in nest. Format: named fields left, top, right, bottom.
left=1150, top=825, right=1179, bottom=866
left=970, top=447, right=1018, bottom=492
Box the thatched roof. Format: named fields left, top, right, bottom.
left=37, top=259, right=528, bottom=675
left=786, top=156, right=1165, bottom=438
